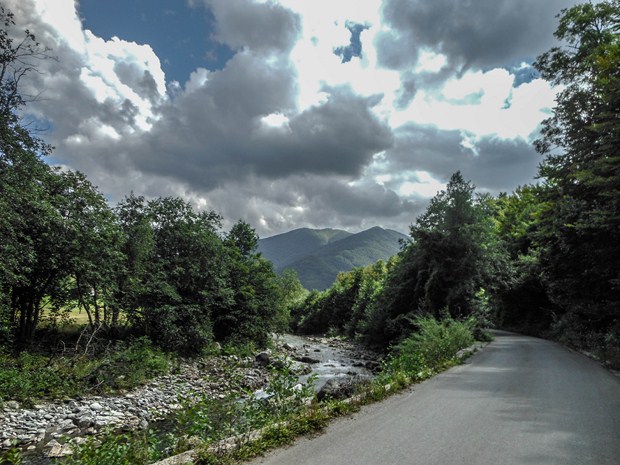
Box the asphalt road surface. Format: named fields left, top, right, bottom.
left=249, top=330, right=620, bottom=465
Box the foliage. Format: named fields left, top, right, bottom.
left=358, top=173, right=499, bottom=347
left=0, top=338, right=170, bottom=404
left=177, top=362, right=315, bottom=445
left=393, top=317, right=474, bottom=369
left=58, top=430, right=163, bottom=465
left=272, top=269, right=308, bottom=332
left=0, top=444, right=22, bottom=465
left=527, top=0, right=620, bottom=361
left=291, top=258, right=395, bottom=336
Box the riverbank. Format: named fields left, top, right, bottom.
left=0, top=334, right=380, bottom=460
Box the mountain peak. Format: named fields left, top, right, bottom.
left=258, top=226, right=407, bottom=290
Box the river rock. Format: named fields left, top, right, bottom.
left=317, top=377, right=358, bottom=402
left=297, top=356, right=320, bottom=364
left=4, top=401, right=20, bottom=410
left=90, top=402, right=103, bottom=411
left=255, top=351, right=271, bottom=366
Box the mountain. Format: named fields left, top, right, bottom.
left=258, top=226, right=407, bottom=290
left=257, top=228, right=352, bottom=270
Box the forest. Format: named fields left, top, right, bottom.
left=1, top=0, right=619, bottom=381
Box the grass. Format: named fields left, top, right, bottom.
left=0, top=337, right=171, bottom=406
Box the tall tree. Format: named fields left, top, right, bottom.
left=137, top=197, right=229, bottom=354
left=533, top=0, right=620, bottom=337
left=217, top=220, right=281, bottom=346
left=0, top=6, right=55, bottom=344
left=362, top=172, right=496, bottom=346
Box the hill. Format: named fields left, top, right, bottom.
left=257, top=228, right=352, bottom=270
left=258, top=226, right=407, bottom=290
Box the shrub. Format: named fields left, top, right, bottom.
left=383, top=316, right=474, bottom=381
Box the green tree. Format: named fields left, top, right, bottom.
left=489, top=187, right=553, bottom=332
left=533, top=0, right=620, bottom=341
left=58, top=171, right=122, bottom=329
left=216, top=220, right=281, bottom=346
left=136, top=197, right=228, bottom=354
left=112, top=194, right=155, bottom=329
left=0, top=6, right=53, bottom=345
left=273, top=269, right=308, bottom=332
left=362, top=172, right=495, bottom=346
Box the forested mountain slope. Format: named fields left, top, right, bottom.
left=259, top=227, right=407, bottom=290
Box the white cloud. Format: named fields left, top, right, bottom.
left=399, top=171, right=446, bottom=198
left=415, top=49, right=448, bottom=73
left=391, top=69, right=557, bottom=141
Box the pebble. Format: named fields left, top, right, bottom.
left=1, top=335, right=379, bottom=455
left=0, top=357, right=271, bottom=451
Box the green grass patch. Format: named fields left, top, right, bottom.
left=0, top=337, right=171, bottom=406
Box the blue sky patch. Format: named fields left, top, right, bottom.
left=334, top=22, right=369, bottom=63
left=78, top=0, right=234, bottom=84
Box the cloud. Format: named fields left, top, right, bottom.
left=201, top=174, right=418, bottom=235
left=205, top=0, right=301, bottom=54
left=376, top=0, right=578, bottom=71
left=380, top=124, right=540, bottom=195
left=7, top=0, right=568, bottom=237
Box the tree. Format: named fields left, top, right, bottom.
left=136, top=197, right=229, bottom=354
left=361, top=172, right=496, bottom=346
left=533, top=0, right=620, bottom=340
left=215, top=221, right=281, bottom=346
left=489, top=187, right=553, bottom=332
left=59, top=171, right=122, bottom=329
left=0, top=7, right=57, bottom=344
left=273, top=269, right=308, bottom=332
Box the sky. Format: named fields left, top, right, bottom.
left=7, top=0, right=580, bottom=237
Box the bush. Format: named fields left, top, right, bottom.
left=384, top=316, right=474, bottom=381
left=58, top=430, right=163, bottom=465
left=82, top=337, right=170, bottom=390
left=0, top=352, right=78, bottom=405
left=143, top=304, right=213, bottom=355
left=0, top=338, right=170, bottom=405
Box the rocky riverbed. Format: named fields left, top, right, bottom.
left=0, top=335, right=381, bottom=460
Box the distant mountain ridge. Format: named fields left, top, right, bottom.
left=258, top=226, right=407, bottom=290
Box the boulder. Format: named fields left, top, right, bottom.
left=317, top=377, right=357, bottom=402
left=4, top=401, right=20, bottom=410
left=255, top=352, right=271, bottom=366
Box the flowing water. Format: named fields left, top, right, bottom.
left=275, top=333, right=374, bottom=391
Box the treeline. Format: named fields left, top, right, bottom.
left=1, top=1, right=619, bottom=365
left=0, top=8, right=306, bottom=354
left=292, top=1, right=620, bottom=364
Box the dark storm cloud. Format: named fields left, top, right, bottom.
left=395, top=67, right=455, bottom=108
left=202, top=174, right=418, bottom=235
left=376, top=0, right=577, bottom=71
left=206, top=0, right=301, bottom=53
left=305, top=178, right=416, bottom=218
left=133, top=77, right=393, bottom=191
left=253, top=87, right=393, bottom=179
left=386, top=125, right=540, bottom=193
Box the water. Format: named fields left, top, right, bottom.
left=276, top=334, right=374, bottom=391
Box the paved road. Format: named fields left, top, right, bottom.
left=249, top=331, right=620, bottom=465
